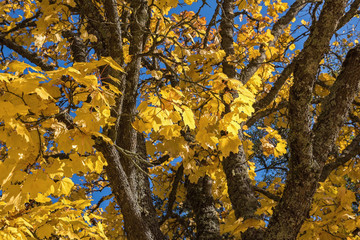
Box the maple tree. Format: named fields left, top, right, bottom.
left=0, top=0, right=360, bottom=239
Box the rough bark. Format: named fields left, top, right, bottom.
left=264, top=1, right=348, bottom=239
left=62, top=30, right=87, bottom=62
left=220, top=0, right=308, bottom=222
left=220, top=0, right=259, bottom=220
left=95, top=140, right=157, bottom=240
left=103, top=0, right=124, bottom=65
left=315, top=44, right=360, bottom=181
left=220, top=0, right=236, bottom=79
left=77, top=0, right=163, bottom=239
left=320, top=133, right=360, bottom=182
left=115, top=0, right=147, bottom=196
left=103, top=1, right=163, bottom=239
left=135, top=133, right=165, bottom=239
left=185, top=175, right=220, bottom=240
left=337, top=0, right=360, bottom=30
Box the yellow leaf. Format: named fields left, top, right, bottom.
left=36, top=224, right=55, bottom=239
left=184, top=0, right=197, bottom=5
left=289, top=44, right=296, bottom=51
left=102, top=108, right=111, bottom=118
left=274, top=141, right=287, bottom=157
left=57, top=131, right=74, bottom=153
left=92, top=131, right=113, bottom=144
left=35, top=87, right=52, bottom=99
left=105, top=82, right=122, bottom=94
left=257, top=182, right=267, bottom=188
left=261, top=138, right=274, bottom=157
left=0, top=101, right=29, bottom=117
left=7, top=61, right=41, bottom=72
left=23, top=171, right=55, bottom=198
left=100, top=57, right=125, bottom=72
left=78, top=75, right=98, bottom=87
left=233, top=218, right=265, bottom=234
left=46, top=158, right=65, bottom=178
left=159, top=125, right=182, bottom=140
left=148, top=70, right=163, bottom=80
left=34, top=193, right=51, bottom=203
left=56, top=177, right=74, bottom=196
left=8, top=120, right=30, bottom=142
left=182, top=106, right=195, bottom=129
left=3, top=190, right=24, bottom=211
left=219, top=134, right=241, bottom=158
left=223, top=92, right=233, bottom=104
left=196, top=128, right=218, bottom=149
left=0, top=163, right=16, bottom=186
left=72, top=133, right=95, bottom=154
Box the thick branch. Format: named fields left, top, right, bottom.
left=251, top=0, right=358, bottom=113
left=134, top=133, right=165, bottom=239
left=0, top=34, right=54, bottom=71
left=320, top=134, right=360, bottom=182
left=75, top=0, right=109, bottom=42
left=104, top=0, right=124, bottom=64
left=337, top=0, right=360, bottom=30
left=313, top=44, right=360, bottom=167
left=102, top=1, right=163, bottom=239
left=265, top=1, right=347, bottom=239
left=94, top=139, right=156, bottom=240
left=62, top=30, right=87, bottom=62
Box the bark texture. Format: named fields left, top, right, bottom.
left=101, top=1, right=164, bottom=239
left=220, top=0, right=259, bottom=220
left=81, top=0, right=163, bottom=239
left=264, top=1, right=348, bottom=239
left=185, top=175, right=220, bottom=240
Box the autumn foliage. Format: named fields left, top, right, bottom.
left=0, top=0, right=360, bottom=239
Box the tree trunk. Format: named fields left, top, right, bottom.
left=185, top=175, right=220, bottom=240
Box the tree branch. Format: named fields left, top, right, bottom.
left=3, top=11, right=40, bottom=34
left=185, top=175, right=220, bottom=240
left=246, top=101, right=288, bottom=127
left=337, top=0, right=360, bottom=30
left=319, top=134, right=360, bottom=182
left=253, top=63, right=294, bottom=111
left=239, top=0, right=307, bottom=84
left=160, top=164, right=184, bottom=225
left=104, top=0, right=124, bottom=64
left=253, top=186, right=281, bottom=202
left=220, top=0, right=259, bottom=221
left=313, top=44, right=360, bottom=165
left=265, top=1, right=348, bottom=239
left=0, top=34, right=54, bottom=71
left=62, top=30, right=87, bottom=62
